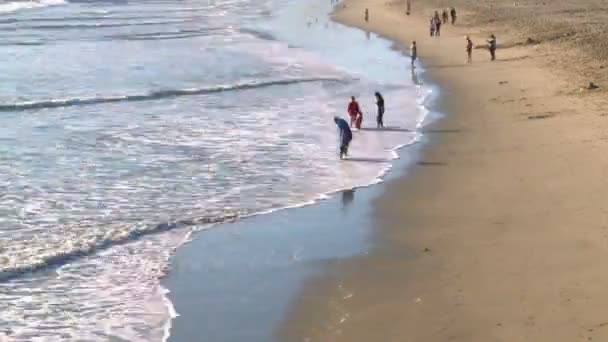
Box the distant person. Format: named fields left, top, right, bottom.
left=465, top=35, right=473, bottom=62
left=406, top=0, right=411, bottom=15
left=450, top=7, right=457, bottom=24
left=442, top=9, right=449, bottom=24
left=347, top=96, right=362, bottom=128
left=429, top=17, right=435, bottom=37
left=433, top=11, right=441, bottom=36
left=487, top=34, right=496, bottom=60
left=365, top=8, right=369, bottom=22
left=375, top=92, right=385, bottom=128
left=410, top=40, right=417, bottom=67
left=334, top=116, right=353, bottom=159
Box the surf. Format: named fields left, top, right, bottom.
left=0, top=0, right=67, bottom=14
left=0, top=77, right=344, bottom=112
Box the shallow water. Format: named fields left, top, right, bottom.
left=0, top=0, right=428, bottom=339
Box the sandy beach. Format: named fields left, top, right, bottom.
left=279, top=1, right=608, bottom=341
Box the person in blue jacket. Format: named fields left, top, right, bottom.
left=334, top=116, right=352, bottom=159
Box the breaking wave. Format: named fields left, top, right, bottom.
left=0, top=0, right=67, bottom=14
left=0, top=77, right=344, bottom=111
left=0, top=213, right=239, bottom=282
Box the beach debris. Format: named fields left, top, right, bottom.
left=525, top=37, right=540, bottom=45
left=499, top=81, right=509, bottom=85
left=415, top=297, right=422, bottom=303
left=424, top=247, right=431, bottom=252
left=528, top=114, right=554, bottom=120
left=580, top=82, right=599, bottom=92
left=587, top=82, right=599, bottom=90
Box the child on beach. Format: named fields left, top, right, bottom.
left=410, top=41, right=417, bottom=67
left=466, top=35, right=473, bottom=63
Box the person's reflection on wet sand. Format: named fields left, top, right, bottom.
left=366, top=30, right=370, bottom=40
left=342, top=189, right=355, bottom=209
left=411, top=67, right=420, bottom=85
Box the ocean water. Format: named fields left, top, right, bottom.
left=0, top=0, right=429, bottom=340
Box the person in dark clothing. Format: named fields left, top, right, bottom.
left=442, top=9, right=449, bottom=24
left=364, top=8, right=369, bottom=22
left=487, top=34, right=497, bottom=60
left=450, top=7, right=457, bottom=24
left=375, top=92, right=385, bottom=128
left=334, top=116, right=353, bottom=159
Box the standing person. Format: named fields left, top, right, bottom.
left=465, top=35, right=473, bottom=63
left=375, top=92, right=385, bottom=128
left=433, top=11, right=441, bottom=36
left=410, top=40, right=417, bottom=68
left=334, top=117, right=353, bottom=159
left=442, top=9, right=449, bottom=24
left=487, top=34, right=497, bottom=60
left=450, top=7, right=457, bottom=24
left=429, top=17, right=435, bottom=37
left=365, top=8, right=369, bottom=22
left=347, top=96, right=362, bottom=128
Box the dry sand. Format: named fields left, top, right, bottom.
left=278, top=0, right=608, bottom=341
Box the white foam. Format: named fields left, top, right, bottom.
left=0, top=0, right=67, bottom=13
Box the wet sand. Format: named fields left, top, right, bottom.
left=163, top=167, right=415, bottom=341
left=278, top=1, right=608, bottom=341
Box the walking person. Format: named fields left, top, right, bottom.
left=465, top=35, right=473, bottom=63
left=450, top=7, right=457, bottom=24
left=364, top=8, right=369, bottom=22
left=433, top=11, right=441, bottom=36
left=375, top=92, right=385, bottom=128
left=429, top=17, right=435, bottom=37
left=410, top=40, right=417, bottom=68
left=487, top=34, right=497, bottom=60
left=442, top=9, right=449, bottom=24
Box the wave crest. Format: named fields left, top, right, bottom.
left=0, top=213, right=239, bottom=282
left=0, top=77, right=343, bottom=111
left=0, top=0, right=67, bottom=14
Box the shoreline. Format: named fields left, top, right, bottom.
left=161, top=0, right=437, bottom=339
left=278, top=0, right=608, bottom=341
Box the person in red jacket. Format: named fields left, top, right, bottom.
left=347, top=96, right=362, bottom=129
